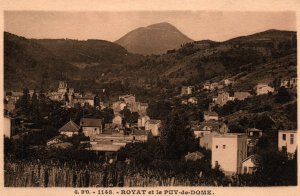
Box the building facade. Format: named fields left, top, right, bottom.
left=241, top=155, right=259, bottom=174
left=145, top=120, right=161, bottom=137
left=181, top=86, right=193, bottom=95
left=138, top=115, right=150, bottom=128
left=3, top=116, right=15, bottom=138
left=80, top=118, right=103, bottom=137
left=234, top=91, right=251, bottom=101
left=112, top=114, right=123, bottom=126
left=211, top=133, right=248, bottom=175
left=59, top=120, right=80, bottom=137
left=204, top=111, right=219, bottom=121
left=255, top=83, right=274, bottom=95
left=278, top=130, right=297, bottom=156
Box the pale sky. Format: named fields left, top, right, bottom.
left=4, top=11, right=296, bottom=42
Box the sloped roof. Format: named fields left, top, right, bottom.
left=255, top=83, right=271, bottom=88
left=188, top=97, right=197, bottom=100
left=80, top=118, right=103, bottom=127
left=59, top=120, right=80, bottom=132
left=247, top=128, right=262, bottom=132
left=196, top=120, right=224, bottom=132
left=185, top=151, right=204, bottom=161
left=242, top=154, right=260, bottom=165
left=146, top=119, right=161, bottom=124
left=204, top=111, right=218, bottom=116
left=52, top=142, right=73, bottom=149
left=47, top=135, right=68, bottom=142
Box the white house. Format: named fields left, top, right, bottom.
left=136, top=102, right=148, bottom=115
left=111, top=101, right=126, bottom=112
left=214, top=91, right=235, bottom=106
left=3, top=116, right=15, bottom=138
left=59, top=120, right=80, bottom=137
left=194, top=121, right=228, bottom=138
left=73, top=94, right=95, bottom=107
left=181, top=86, right=193, bottom=95
left=203, top=82, right=211, bottom=90
left=281, top=78, right=297, bottom=89
left=203, top=82, right=219, bottom=91
left=212, top=133, right=248, bottom=175
left=188, top=97, right=198, bottom=104
left=241, top=155, right=259, bottom=174
left=112, top=114, right=123, bottom=126
left=203, top=111, right=219, bottom=121
left=138, top=115, right=150, bottom=128
left=224, top=78, right=235, bottom=86
left=196, top=121, right=229, bottom=150
left=278, top=130, right=297, bottom=157
left=181, top=100, right=188, bottom=105
left=145, top=119, right=161, bottom=137
left=119, top=94, right=136, bottom=105
left=234, top=91, right=251, bottom=101
left=80, top=118, right=103, bottom=137
left=255, top=83, right=274, bottom=95
left=47, top=135, right=64, bottom=146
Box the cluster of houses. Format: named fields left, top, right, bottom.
left=45, top=92, right=162, bottom=152
left=3, top=81, right=164, bottom=153
left=48, top=81, right=97, bottom=107
left=45, top=113, right=161, bottom=152
left=2, top=78, right=298, bottom=176
left=189, top=110, right=297, bottom=175
left=203, top=78, right=235, bottom=91
left=280, top=77, right=297, bottom=89
left=180, top=77, right=290, bottom=108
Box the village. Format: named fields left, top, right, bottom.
left=3, top=74, right=297, bottom=177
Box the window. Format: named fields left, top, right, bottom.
left=282, top=134, right=286, bottom=141
left=250, top=132, right=253, bottom=136
left=216, top=145, right=218, bottom=149
left=223, top=145, right=226, bottom=149
left=290, top=134, right=294, bottom=144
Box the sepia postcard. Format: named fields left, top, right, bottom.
left=1, top=0, right=300, bottom=196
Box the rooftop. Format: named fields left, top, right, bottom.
left=195, top=120, right=224, bottom=132
left=80, top=118, right=103, bottom=127
left=278, top=130, right=297, bottom=133
left=204, top=111, right=218, bottom=116
left=59, top=120, right=80, bottom=132
left=213, top=133, right=247, bottom=138
left=147, top=119, right=161, bottom=124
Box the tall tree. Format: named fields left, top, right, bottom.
left=17, top=87, right=31, bottom=115
left=163, top=113, right=189, bottom=159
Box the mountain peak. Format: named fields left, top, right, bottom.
left=147, top=22, right=176, bottom=29
left=115, top=22, right=193, bottom=55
